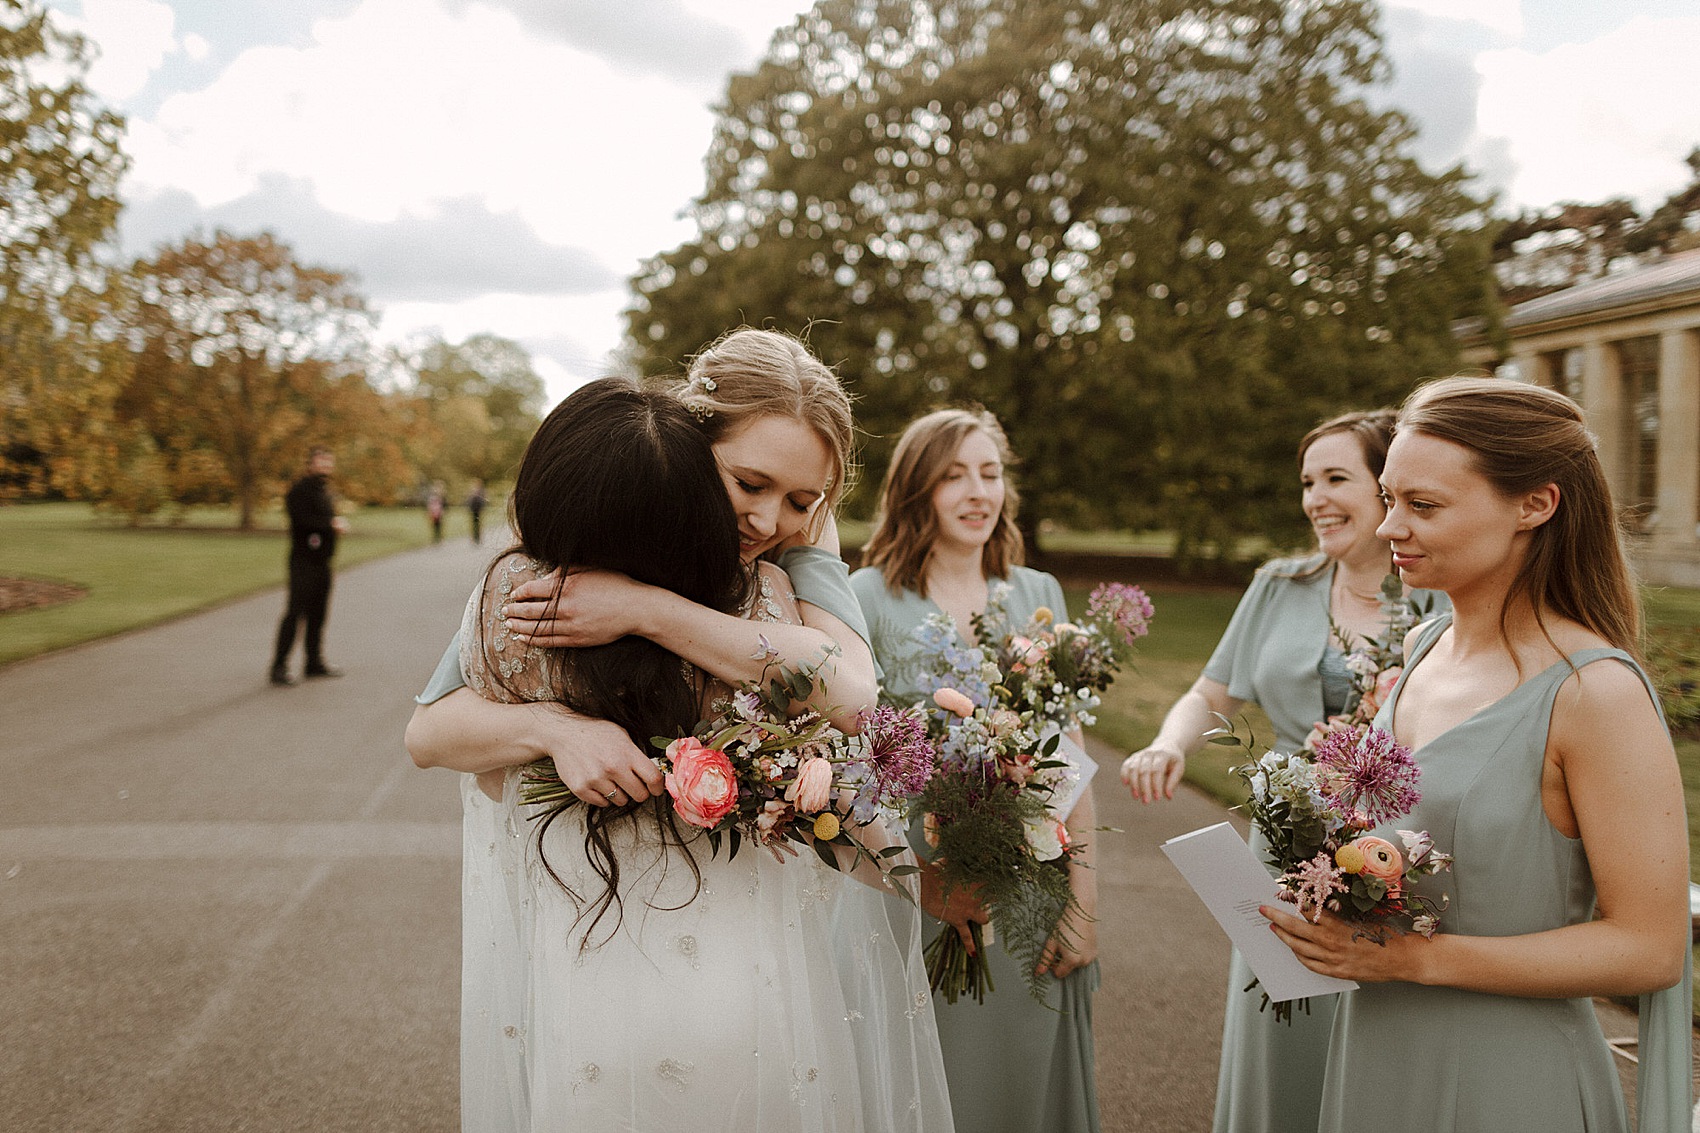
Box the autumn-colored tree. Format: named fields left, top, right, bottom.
left=0, top=0, right=129, bottom=500
left=118, top=232, right=375, bottom=528
left=630, top=0, right=1494, bottom=559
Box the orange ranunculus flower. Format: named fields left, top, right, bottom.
left=1348, top=836, right=1404, bottom=883
left=932, top=687, right=976, bottom=718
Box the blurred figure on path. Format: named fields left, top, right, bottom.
left=270, top=446, right=348, bottom=685
left=426, top=481, right=446, bottom=543
left=466, top=479, right=488, bottom=545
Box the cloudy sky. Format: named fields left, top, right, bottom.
left=41, top=0, right=1700, bottom=404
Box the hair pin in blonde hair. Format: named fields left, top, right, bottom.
left=685, top=400, right=714, bottom=422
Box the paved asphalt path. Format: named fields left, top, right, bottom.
left=0, top=537, right=1666, bottom=1131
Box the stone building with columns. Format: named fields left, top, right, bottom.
left=1459, top=247, right=1700, bottom=587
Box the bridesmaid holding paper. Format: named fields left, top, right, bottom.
left=1122, top=409, right=1444, bottom=1133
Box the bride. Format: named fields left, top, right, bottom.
left=408, top=368, right=953, bottom=1131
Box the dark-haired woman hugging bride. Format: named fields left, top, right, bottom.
left=408, top=364, right=952, bottom=1131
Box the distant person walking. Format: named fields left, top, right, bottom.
left=426, top=482, right=446, bottom=543
left=466, top=479, right=487, bottom=545
left=271, top=446, right=348, bottom=686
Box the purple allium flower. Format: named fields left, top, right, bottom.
left=1313, top=725, right=1421, bottom=827
left=1087, top=582, right=1154, bottom=645
left=1288, top=851, right=1349, bottom=922
left=861, top=705, right=936, bottom=799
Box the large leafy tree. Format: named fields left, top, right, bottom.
left=119, top=231, right=375, bottom=528
left=630, top=0, right=1494, bottom=557
left=0, top=0, right=129, bottom=499
left=408, top=332, right=546, bottom=485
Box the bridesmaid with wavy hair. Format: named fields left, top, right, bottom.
left=1267, top=377, right=1691, bottom=1132
left=851, top=406, right=1101, bottom=1133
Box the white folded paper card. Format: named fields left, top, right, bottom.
left=1161, top=821, right=1358, bottom=1003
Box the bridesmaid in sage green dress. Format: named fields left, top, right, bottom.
left=851, top=407, right=1101, bottom=1133
left=1266, top=377, right=1691, bottom=1133
left=1121, top=409, right=1443, bottom=1133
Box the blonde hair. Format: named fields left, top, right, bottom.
left=861, top=407, right=1024, bottom=594
left=673, top=329, right=855, bottom=539
left=1396, top=376, right=1641, bottom=657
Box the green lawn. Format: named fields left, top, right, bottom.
left=0, top=501, right=448, bottom=665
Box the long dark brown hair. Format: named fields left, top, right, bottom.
left=482, top=377, right=750, bottom=943
left=1396, top=376, right=1640, bottom=659
left=861, top=407, right=1024, bottom=594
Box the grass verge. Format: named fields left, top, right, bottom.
left=0, top=501, right=447, bottom=666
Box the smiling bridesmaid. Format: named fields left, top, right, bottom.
left=851, top=407, right=1102, bottom=1133
left=1267, top=377, right=1691, bottom=1133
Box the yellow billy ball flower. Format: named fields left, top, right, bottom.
left=813, top=812, right=841, bottom=841
left=1335, top=843, right=1367, bottom=874
left=1031, top=606, right=1054, bottom=625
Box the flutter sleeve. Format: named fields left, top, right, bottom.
left=415, top=631, right=468, bottom=705
left=776, top=545, right=873, bottom=652
left=1201, top=567, right=1278, bottom=701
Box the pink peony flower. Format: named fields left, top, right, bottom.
left=664, top=737, right=739, bottom=828
left=785, top=756, right=834, bottom=814
left=1359, top=666, right=1402, bottom=720
left=1008, top=635, right=1047, bottom=670
left=998, top=749, right=1037, bottom=786
left=932, top=687, right=976, bottom=718
left=986, top=708, right=1023, bottom=737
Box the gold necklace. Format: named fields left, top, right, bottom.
left=1333, top=572, right=1386, bottom=604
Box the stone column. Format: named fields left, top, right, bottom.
left=1649, top=327, right=1700, bottom=585
left=1581, top=336, right=1626, bottom=502
left=1515, top=349, right=1549, bottom=389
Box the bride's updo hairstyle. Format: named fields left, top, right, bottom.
left=673, top=327, right=856, bottom=541
left=490, top=377, right=751, bottom=938
left=1395, top=376, right=1640, bottom=656
left=861, top=407, right=1023, bottom=595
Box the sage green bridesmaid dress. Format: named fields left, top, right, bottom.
left=1319, top=615, right=1692, bottom=1133
left=850, top=565, right=1101, bottom=1133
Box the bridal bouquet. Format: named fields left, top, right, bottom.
left=1212, top=717, right=1452, bottom=1021
left=908, top=581, right=1154, bottom=1003
left=1303, top=574, right=1434, bottom=752
left=519, top=643, right=936, bottom=882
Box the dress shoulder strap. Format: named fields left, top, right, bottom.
left=1402, top=613, right=1452, bottom=670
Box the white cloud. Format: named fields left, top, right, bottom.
left=1475, top=15, right=1700, bottom=209
left=124, top=0, right=717, bottom=271
left=180, top=31, right=209, bottom=61
left=1386, top=0, right=1522, bottom=39
left=61, top=0, right=178, bottom=101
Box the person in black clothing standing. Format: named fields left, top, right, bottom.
left=271, top=446, right=349, bottom=686
left=466, top=479, right=487, bottom=545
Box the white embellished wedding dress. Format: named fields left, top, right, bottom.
left=456, top=555, right=954, bottom=1132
